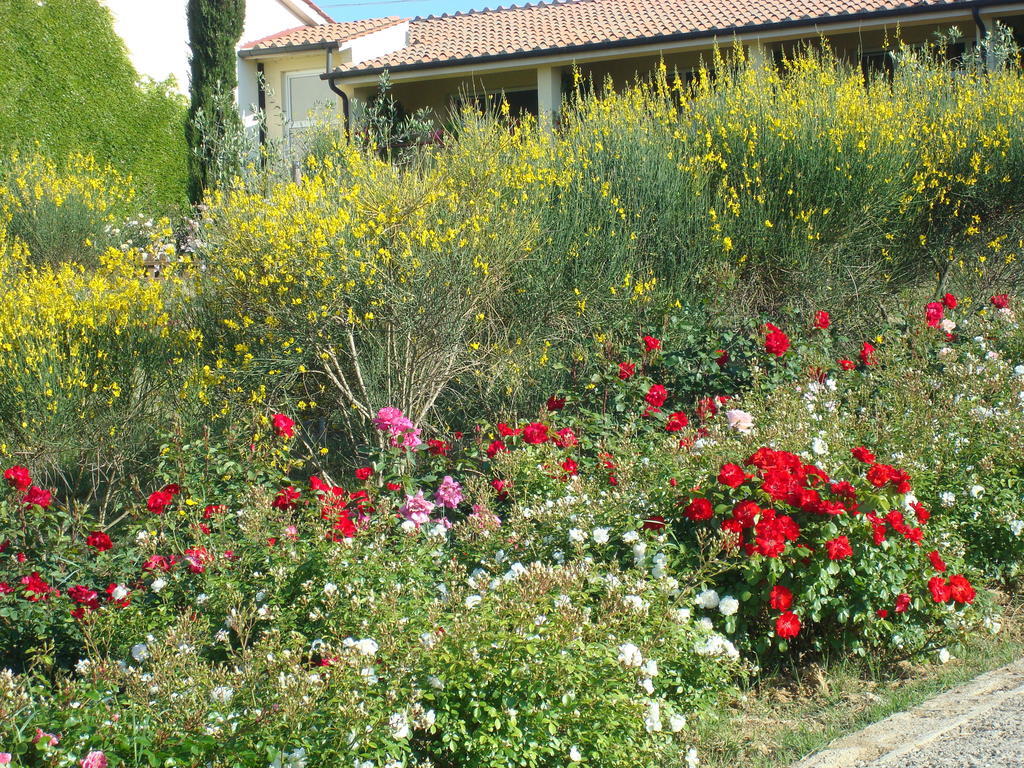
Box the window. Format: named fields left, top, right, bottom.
left=285, top=70, right=333, bottom=149
left=458, top=88, right=539, bottom=121
left=860, top=50, right=895, bottom=80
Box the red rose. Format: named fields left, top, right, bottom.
left=23, top=485, right=52, bottom=509
left=928, top=576, right=952, bottom=603
left=147, top=489, right=173, bottom=514
left=3, top=465, right=31, bottom=492
left=546, top=395, right=566, bottom=411
left=851, top=446, right=875, bottom=464
left=665, top=412, right=689, bottom=432
left=948, top=574, right=975, bottom=604
left=354, top=467, right=374, bottom=481
left=991, top=294, right=1009, bottom=309
left=731, top=500, right=760, bottom=528
left=814, top=310, right=831, bottom=330
left=271, top=413, right=295, bottom=438
left=891, top=468, right=912, bottom=494
left=717, top=463, right=748, bottom=489
left=427, top=439, right=451, bottom=456
left=522, top=423, right=549, bottom=445
left=876, top=609, right=889, bottom=618
left=143, top=554, right=175, bottom=572
left=642, top=515, right=666, bottom=531
left=618, top=362, right=636, bottom=380
left=927, top=550, right=946, bottom=572
left=68, top=585, right=100, bottom=611
left=497, top=422, right=521, bottom=437
left=645, top=384, right=668, bottom=408
left=838, top=359, right=856, bottom=370
left=86, top=531, right=113, bottom=552
left=696, top=397, right=717, bottom=420
left=776, top=611, right=801, bottom=639
left=769, top=585, right=793, bottom=611
left=491, top=478, right=510, bottom=499
left=642, top=335, right=662, bottom=351
left=683, top=497, right=714, bottom=521
left=271, top=486, right=300, bottom=511
left=911, top=502, right=931, bottom=525
left=824, top=535, right=853, bottom=560
left=715, top=350, right=729, bottom=367
left=764, top=324, right=791, bottom=356
left=859, top=342, right=877, bottom=366
left=942, top=293, right=958, bottom=309
left=561, top=458, right=579, bottom=476
left=553, top=427, right=578, bottom=448
left=865, top=463, right=893, bottom=488
left=608, top=474, right=619, bottom=486
left=925, top=301, right=945, bottom=328
left=486, top=439, right=507, bottom=458
left=894, top=593, right=911, bottom=613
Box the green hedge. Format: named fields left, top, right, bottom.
left=0, top=0, right=188, bottom=212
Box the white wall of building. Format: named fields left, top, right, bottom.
left=100, top=0, right=330, bottom=94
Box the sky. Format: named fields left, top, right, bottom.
left=318, top=0, right=521, bottom=22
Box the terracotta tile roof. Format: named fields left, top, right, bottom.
left=333, top=0, right=979, bottom=74
left=241, top=16, right=404, bottom=51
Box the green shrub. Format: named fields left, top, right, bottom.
left=0, top=0, right=188, bottom=212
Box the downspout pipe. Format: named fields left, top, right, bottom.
left=325, top=44, right=350, bottom=140
left=257, top=63, right=267, bottom=148
left=972, top=6, right=989, bottom=70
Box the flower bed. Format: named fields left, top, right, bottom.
left=1, top=293, right=1021, bottom=767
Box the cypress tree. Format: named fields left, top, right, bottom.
left=186, top=0, right=246, bottom=203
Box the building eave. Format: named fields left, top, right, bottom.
left=323, top=0, right=1024, bottom=84
left=240, top=40, right=339, bottom=58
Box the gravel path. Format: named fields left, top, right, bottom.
left=862, top=691, right=1024, bottom=768
left=793, top=658, right=1024, bottom=768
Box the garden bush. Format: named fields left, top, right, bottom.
left=2, top=288, right=1021, bottom=766
left=191, top=46, right=1024, bottom=451
left=0, top=0, right=188, bottom=212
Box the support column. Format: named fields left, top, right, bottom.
left=977, top=13, right=1000, bottom=70
left=747, top=40, right=774, bottom=69
left=537, top=65, right=564, bottom=130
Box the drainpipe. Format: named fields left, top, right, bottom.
left=257, top=63, right=267, bottom=147
left=325, top=45, right=350, bottom=140
left=972, top=6, right=988, bottom=70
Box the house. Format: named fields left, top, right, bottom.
left=237, top=0, right=1024, bottom=143
left=101, top=0, right=333, bottom=93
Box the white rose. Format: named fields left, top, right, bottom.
left=718, top=596, right=739, bottom=616
left=592, top=527, right=610, bottom=544
left=617, top=642, right=643, bottom=667
left=695, top=589, right=720, bottom=610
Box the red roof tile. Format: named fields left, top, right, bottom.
left=241, top=16, right=404, bottom=51
left=335, top=0, right=978, bottom=73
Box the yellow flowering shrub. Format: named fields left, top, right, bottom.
left=195, top=118, right=649, bottom=445
left=0, top=207, right=195, bottom=512
left=195, top=48, right=1024, bottom=442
